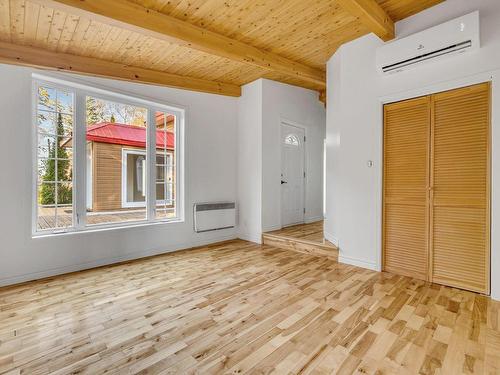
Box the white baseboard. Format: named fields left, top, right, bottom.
left=324, top=231, right=339, bottom=247
left=338, top=254, right=378, bottom=271
left=0, top=234, right=237, bottom=287
left=492, top=291, right=500, bottom=302
left=305, top=215, right=324, bottom=224
left=238, top=232, right=262, bottom=244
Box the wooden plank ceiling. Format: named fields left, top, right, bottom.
left=0, top=0, right=443, bottom=97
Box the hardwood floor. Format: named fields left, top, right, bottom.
left=267, top=221, right=326, bottom=243
left=0, top=239, right=499, bottom=374
left=263, top=221, right=338, bottom=259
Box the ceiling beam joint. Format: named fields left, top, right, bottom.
left=336, top=0, right=395, bottom=41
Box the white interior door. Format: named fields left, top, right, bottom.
left=281, top=123, right=305, bottom=227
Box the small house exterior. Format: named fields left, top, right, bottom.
left=85, top=122, right=175, bottom=212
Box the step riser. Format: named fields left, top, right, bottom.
left=262, top=235, right=338, bottom=260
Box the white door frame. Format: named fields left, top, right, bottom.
left=280, top=119, right=307, bottom=228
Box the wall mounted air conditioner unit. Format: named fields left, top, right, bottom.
left=376, top=11, right=480, bottom=75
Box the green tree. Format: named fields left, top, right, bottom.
left=39, top=113, right=72, bottom=205
left=86, top=96, right=105, bottom=125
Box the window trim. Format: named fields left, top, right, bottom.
left=32, top=75, right=185, bottom=237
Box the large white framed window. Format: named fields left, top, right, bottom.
left=33, top=76, right=184, bottom=235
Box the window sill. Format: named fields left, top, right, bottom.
left=32, top=218, right=185, bottom=239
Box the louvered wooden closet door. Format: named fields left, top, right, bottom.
left=431, top=83, right=490, bottom=294
left=383, top=97, right=430, bottom=280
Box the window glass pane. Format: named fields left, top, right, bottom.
left=58, top=137, right=73, bottom=160
left=58, top=114, right=73, bottom=136
left=56, top=182, right=73, bottom=229
left=155, top=111, right=176, bottom=220
left=125, top=152, right=146, bottom=204
left=284, top=134, right=300, bottom=146
left=36, top=183, right=73, bottom=230
left=38, top=182, right=56, bottom=205
left=38, top=87, right=56, bottom=111
left=57, top=91, right=74, bottom=115
left=86, top=96, right=148, bottom=226
left=37, top=159, right=52, bottom=183
left=156, top=183, right=165, bottom=200
left=56, top=206, right=73, bottom=229
left=37, top=135, right=56, bottom=158
left=56, top=159, right=73, bottom=181
left=37, top=182, right=55, bottom=230
left=156, top=165, right=165, bottom=182
left=35, top=85, right=74, bottom=231
left=35, top=82, right=183, bottom=233
left=37, top=111, right=56, bottom=134
left=57, top=182, right=73, bottom=204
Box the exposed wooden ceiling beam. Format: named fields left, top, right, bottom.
left=36, top=0, right=326, bottom=88
left=0, top=42, right=241, bottom=97
left=336, top=0, right=395, bottom=41
left=319, top=90, right=326, bottom=106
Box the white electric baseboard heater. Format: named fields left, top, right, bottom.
left=193, top=202, right=236, bottom=233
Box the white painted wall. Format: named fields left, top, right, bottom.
left=325, top=0, right=500, bottom=299
left=237, top=80, right=263, bottom=243
left=0, top=62, right=324, bottom=285
left=0, top=64, right=238, bottom=286
left=261, top=79, right=326, bottom=231
left=236, top=79, right=326, bottom=239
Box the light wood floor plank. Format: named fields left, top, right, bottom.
left=0, top=239, right=499, bottom=374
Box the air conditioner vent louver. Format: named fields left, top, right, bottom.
left=376, top=11, right=479, bottom=75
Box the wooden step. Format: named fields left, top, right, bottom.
left=262, top=233, right=338, bottom=260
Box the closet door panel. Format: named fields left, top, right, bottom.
left=431, top=83, right=490, bottom=293
left=383, top=97, right=430, bottom=280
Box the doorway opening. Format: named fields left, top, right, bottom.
left=280, top=122, right=305, bottom=227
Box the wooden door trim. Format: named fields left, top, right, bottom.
left=428, top=94, right=435, bottom=282
left=486, top=82, right=492, bottom=295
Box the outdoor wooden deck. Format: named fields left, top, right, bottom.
left=37, top=207, right=174, bottom=230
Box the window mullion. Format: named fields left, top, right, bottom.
left=147, top=109, right=156, bottom=221
left=74, top=90, right=87, bottom=229
left=174, top=111, right=184, bottom=222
